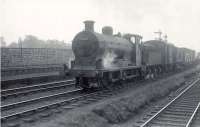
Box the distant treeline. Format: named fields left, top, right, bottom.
left=0, top=35, right=71, bottom=49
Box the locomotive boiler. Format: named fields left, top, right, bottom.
left=71, top=20, right=142, bottom=89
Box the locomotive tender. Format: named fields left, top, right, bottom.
left=71, top=20, right=196, bottom=89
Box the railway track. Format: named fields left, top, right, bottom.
left=1, top=89, right=82, bottom=120
left=138, top=78, right=200, bottom=127
left=1, top=85, right=122, bottom=127
left=1, top=77, right=124, bottom=126
left=1, top=79, right=75, bottom=100
left=1, top=88, right=83, bottom=113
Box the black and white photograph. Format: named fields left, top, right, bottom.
left=1, top=0, right=200, bottom=127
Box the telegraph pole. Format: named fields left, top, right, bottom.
left=18, top=37, right=23, bottom=57
left=163, top=34, right=168, bottom=42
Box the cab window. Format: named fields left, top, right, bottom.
left=131, top=37, right=136, bottom=44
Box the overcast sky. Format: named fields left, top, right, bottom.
left=1, top=0, right=200, bottom=51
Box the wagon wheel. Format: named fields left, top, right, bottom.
left=145, top=69, right=151, bottom=80
left=153, top=68, right=158, bottom=78
left=150, top=69, right=155, bottom=80
left=100, top=78, right=110, bottom=89
left=81, top=77, right=90, bottom=91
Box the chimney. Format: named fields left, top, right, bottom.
left=102, top=26, right=113, bottom=36
left=84, top=20, right=95, bottom=32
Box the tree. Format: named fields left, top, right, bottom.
left=0, top=36, right=6, bottom=47
left=22, top=35, right=45, bottom=48
left=12, top=35, right=72, bottom=49
left=45, top=39, right=70, bottom=49
left=8, top=42, right=18, bottom=48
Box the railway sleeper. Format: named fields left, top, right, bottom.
left=167, top=107, right=197, bottom=111
left=170, top=103, right=197, bottom=108
left=163, top=111, right=192, bottom=116
left=150, top=121, right=186, bottom=127
left=160, top=114, right=191, bottom=119
left=155, top=117, right=188, bottom=123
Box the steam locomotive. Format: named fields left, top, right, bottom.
left=70, top=20, right=196, bottom=89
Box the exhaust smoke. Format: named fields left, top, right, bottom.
left=102, top=51, right=117, bottom=69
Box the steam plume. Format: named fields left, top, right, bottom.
left=102, top=51, right=117, bottom=69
